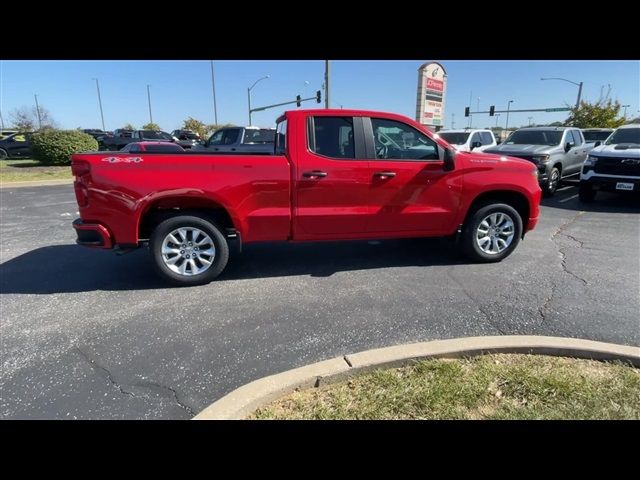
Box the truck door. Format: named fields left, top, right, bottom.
left=293, top=115, right=370, bottom=238
left=565, top=129, right=587, bottom=176
left=213, top=128, right=242, bottom=153
left=364, top=117, right=462, bottom=235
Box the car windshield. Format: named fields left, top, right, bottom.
left=605, top=128, right=640, bottom=146
left=178, top=133, right=200, bottom=140
left=582, top=131, right=612, bottom=142
left=243, top=129, right=275, bottom=144
left=141, top=131, right=172, bottom=140
left=438, top=132, right=470, bottom=145
left=504, top=130, right=563, bottom=146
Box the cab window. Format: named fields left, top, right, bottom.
left=370, top=118, right=438, bottom=160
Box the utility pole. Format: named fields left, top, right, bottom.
left=34, top=94, right=42, bottom=130
left=146, top=85, right=153, bottom=124
left=210, top=61, right=218, bottom=125
left=468, top=90, right=473, bottom=128
left=0, top=110, right=5, bottom=130
left=495, top=113, right=500, bottom=127
left=93, top=78, right=105, bottom=131
left=451, top=112, right=455, bottom=129
left=324, top=60, right=330, bottom=109
left=528, top=116, right=533, bottom=126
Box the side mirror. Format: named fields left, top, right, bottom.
left=443, top=147, right=455, bottom=172
left=471, top=141, right=482, bottom=150
left=594, top=141, right=601, bottom=147
left=564, top=142, right=573, bottom=152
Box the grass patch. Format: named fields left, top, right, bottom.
left=0, top=158, right=71, bottom=183
left=252, top=354, right=640, bottom=420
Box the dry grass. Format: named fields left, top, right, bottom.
left=0, top=159, right=71, bottom=183
left=252, top=354, right=640, bottom=420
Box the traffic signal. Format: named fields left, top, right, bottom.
left=464, top=107, right=470, bottom=117
left=316, top=90, right=322, bottom=104
left=489, top=105, right=495, bottom=116
left=296, top=95, right=302, bottom=107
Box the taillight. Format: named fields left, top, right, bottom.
left=71, top=161, right=90, bottom=177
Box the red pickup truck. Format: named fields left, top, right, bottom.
left=71, top=109, right=541, bottom=285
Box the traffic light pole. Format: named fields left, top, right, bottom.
left=250, top=92, right=321, bottom=115
left=466, top=107, right=571, bottom=115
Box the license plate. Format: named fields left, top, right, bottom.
left=616, top=182, right=634, bottom=191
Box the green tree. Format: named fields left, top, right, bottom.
left=142, top=122, right=161, bottom=131
left=122, top=123, right=136, bottom=130
left=564, top=99, right=626, bottom=128
left=182, top=117, right=208, bottom=139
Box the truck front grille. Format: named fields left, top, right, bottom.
left=594, top=157, right=640, bottom=176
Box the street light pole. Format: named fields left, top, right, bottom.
left=146, top=84, right=153, bottom=124
left=495, top=113, right=500, bottom=127
left=528, top=116, right=533, bottom=126
left=451, top=112, right=455, bottom=129
left=247, top=75, right=270, bottom=125
left=541, top=77, right=583, bottom=110
left=93, top=78, right=105, bottom=131
left=34, top=94, right=42, bottom=130
left=622, top=104, right=630, bottom=118
left=505, top=100, right=514, bottom=132
left=210, top=61, right=218, bottom=125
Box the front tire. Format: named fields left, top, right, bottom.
left=150, top=214, right=230, bottom=286
left=461, top=203, right=523, bottom=263
left=0, top=148, right=8, bottom=160
left=578, top=182, right=596, bottom=203
left=543, top=167, right=561, bottom=197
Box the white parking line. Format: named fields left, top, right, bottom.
left=559, top=194, right=578, bottom=203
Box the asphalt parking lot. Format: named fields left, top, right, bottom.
left=1, top=182, right=639, bottom=419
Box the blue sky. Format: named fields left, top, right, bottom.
left=1, top=60, right=638, bottom=132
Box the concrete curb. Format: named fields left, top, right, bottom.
left=0, top=179, right=73, bottom=189
left=193, top=335, right=640, bottom=420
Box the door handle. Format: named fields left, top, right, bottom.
left=302, top=170, right=328, bottom=178
left=374, top=171, right=397, bottom=178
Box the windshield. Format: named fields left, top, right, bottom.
left=504, top=130, right=563, bottom=146
left=243, top=129, right=275, bottom=144
left=438, top=132, right=471, bottom=145
left=583, top=131, right=612, bottom=142
left=145, top=144, right=184, bottom=152
left=605, top=127, right=640, bottom=145
left=140, top=130, right=173, bottom=140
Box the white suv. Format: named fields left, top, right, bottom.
left=436, top=129, right=497, bottom=152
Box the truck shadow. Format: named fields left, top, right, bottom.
left=0, top=237, right=469, bottom=294
left=541, top=181, right=640, bottom=213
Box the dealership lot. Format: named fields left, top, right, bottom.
left=1, top=183, right=638, bottom=419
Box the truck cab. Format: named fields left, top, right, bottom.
left=436, top=129, right=497, bottom=153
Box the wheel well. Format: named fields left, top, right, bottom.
left=464, top=190, right=530, bottom=232
left=553, top=162, right=562, bottom=174
left=138, top=197, right=235, bottom=240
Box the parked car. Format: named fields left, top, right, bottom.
left=436, top=129, right=497, bottom=152
left=484, top=127, right=592, bottom=196
left=171, top=130, right=201, bottom=149
left=1, top=129, right=20, bottom=140
left=70, top=108, right=541, bottom=285
left=0, top=132, right=33, bottom=159
left=581, top=128, right=614, bottom=145
left=579, top=124, right=640, bottom=202
left=193, top=126, right=275, bottom=154
left=102, top=130, right=175, bottom=151
left=120, top=142, right=185, bottom=153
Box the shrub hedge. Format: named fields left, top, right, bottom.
left=31, top=130, right=98, bottom=165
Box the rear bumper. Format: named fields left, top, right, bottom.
left=72, top=219, right=113, bottom=249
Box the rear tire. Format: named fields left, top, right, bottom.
left=461, top=203, right=523, bottom=263
left=578, top=182, right=596, bottom=203
left=150, top=214, right=229, bottom=286
left=0, top=148, right=8, bottom=160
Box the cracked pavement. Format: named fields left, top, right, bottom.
left=1, top=182, right=639, bottom=419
